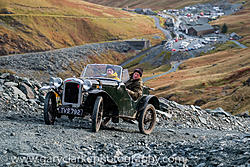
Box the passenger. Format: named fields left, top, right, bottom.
left=106, top=66, right=119, bottom=80
left=125, top=68, right=143, bottom=101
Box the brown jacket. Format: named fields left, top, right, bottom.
left=125, top=77, right=143, bottom=101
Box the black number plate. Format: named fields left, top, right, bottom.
left=58, top=107, right=84, bottom=116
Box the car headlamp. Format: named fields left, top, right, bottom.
left=49, top=77, right=63, bottom=88
left=83, top=80, right=92, bottom=91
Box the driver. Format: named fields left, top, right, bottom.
left=106, top=66, right=119, bottom=80
left=125, top=68, right=143, bottom=101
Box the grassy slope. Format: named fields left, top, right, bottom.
left=144, top=1, right=250, bottom=114
left=146, top=47, right=250, bottom=114
left=83, top=0, right=211, bottom=10
left=0, top=0, right=164, bottom=55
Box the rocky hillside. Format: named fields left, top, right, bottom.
left=0, top=73, right=249, bottom=166
left=0, top=41, right=134, bottom=81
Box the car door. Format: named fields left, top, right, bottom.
left=101, top=81, right=134, bottom=117
left=116, top=83, right=135, bottom=117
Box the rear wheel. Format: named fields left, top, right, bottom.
left=44, top=92, right=57, bottom=125
left=138, top=104, right=156, bottom=134
left=92, top=96, right=103, bottom=132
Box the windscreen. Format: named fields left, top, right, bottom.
left=81, top=64, right=122, bottom=81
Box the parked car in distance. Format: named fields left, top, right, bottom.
left=201, top=40, right=208, bottom=44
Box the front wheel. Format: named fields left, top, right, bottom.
left=92, top=96, right=103, bottom=132
left=44, top=92, right=57, bottom=125
left=138, top=104, right=156, bottom=134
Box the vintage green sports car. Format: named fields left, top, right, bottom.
left=40, top=64, right=159, bottom=134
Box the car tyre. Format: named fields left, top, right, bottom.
left=138, top=104, right=156, bottom=134
left=44, top=92, right=57, bottom=125
left=92, top=96, right=103, bottom=132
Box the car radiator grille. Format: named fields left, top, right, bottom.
left=64, top=82, right=80, bottom=104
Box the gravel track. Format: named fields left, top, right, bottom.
left=0, top=109, right=249, bottom=167
left=0, top=73, right=249, bottom=167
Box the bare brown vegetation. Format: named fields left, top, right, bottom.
left=146, top=47, right=250, bottom=114
left=0, top=0, right=163, bottom=56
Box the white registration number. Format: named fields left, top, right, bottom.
left=58, top=107, right=84, bottom=116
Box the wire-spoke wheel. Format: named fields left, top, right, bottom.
left=92, top=96, right=103, bottom=132
left=139, top=104, right=156, bottom=134
left=101, top=117, right=111, bottom=127
left=44, top=92, right=57, bottom=125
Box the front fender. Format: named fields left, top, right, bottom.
left=137, top=95, right=159, bottom=112
left=87, top=90, right=109, bottom=101
left=86, top=89, right=119, bottom=115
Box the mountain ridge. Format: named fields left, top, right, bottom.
left=82, top=0, right=212, bottom=10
